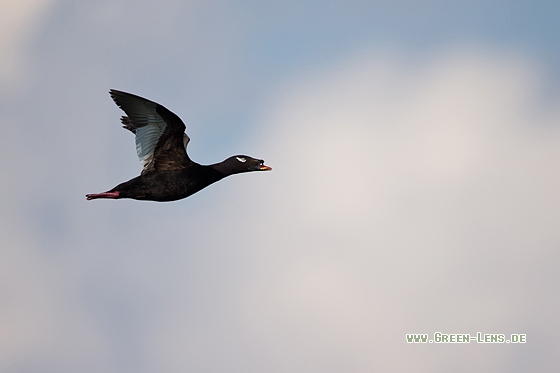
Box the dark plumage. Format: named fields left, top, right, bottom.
left=86, top=90, right=271, bottom=202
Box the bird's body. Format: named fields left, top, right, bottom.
left=104, top=166, right=221, bottom=202
left=86, top=90, right=271, bottom=202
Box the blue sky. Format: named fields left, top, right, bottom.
left=1, top=1, right=560, bottom=372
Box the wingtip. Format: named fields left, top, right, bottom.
left=109, top=89, right=127, bottom=97
left=109, top=89, right=124, bottom=106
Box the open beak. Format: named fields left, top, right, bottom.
left=259, top=164, right=272, bottom=171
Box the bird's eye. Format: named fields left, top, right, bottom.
left=236, top=157, right=246, bottom=163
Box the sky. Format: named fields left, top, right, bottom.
left=1, top=0, right=560, bottom=372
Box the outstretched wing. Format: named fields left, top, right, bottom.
left=110, top=90, right=192, bottom=174
left=120, top=115, right=190, bottom=153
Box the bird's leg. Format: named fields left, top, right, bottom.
left=85, top=191, right=120, bottom=200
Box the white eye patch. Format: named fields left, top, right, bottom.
left=236, top=157, right=246, bottom=162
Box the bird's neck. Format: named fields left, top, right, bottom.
left=210, top=161, right=243, bottom=177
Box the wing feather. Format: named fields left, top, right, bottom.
left=109, top=90, right=192, bottom=173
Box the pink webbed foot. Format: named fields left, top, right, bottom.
left=86, top=191, right=120, bottom=200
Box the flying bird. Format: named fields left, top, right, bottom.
left=86, top=90, right=271, bottom=202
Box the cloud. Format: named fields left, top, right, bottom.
left=1, top=34, right=559, bottom=372
left=216, top=49, right=560, bottom=372
left=0, top=0, right=57, bottom=90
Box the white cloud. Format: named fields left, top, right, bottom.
left=228, top=49, right=560, bottom=372
left=0, top=0, right=57, bottom=89
left=1, top=39, right=559, bottom=371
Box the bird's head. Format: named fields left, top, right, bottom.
left=216, top=155, right=272, bottom=175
